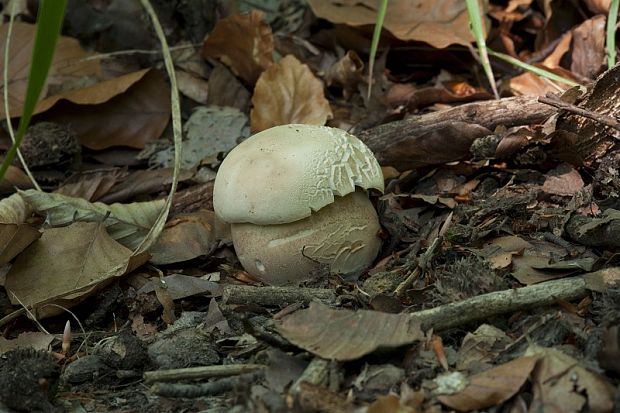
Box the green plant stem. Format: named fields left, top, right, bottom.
left=466, top=0, right=499, bottom=99
left=607, top=0, right=619, bottom=67
left=366, top=0, right=388, bottom=101
left=487, top=50, right=580, bottom=87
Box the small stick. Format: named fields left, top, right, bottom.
left=538, top=94, right=620, bottom=132
left=290, top=357, right=330, bottom=396
left=143, top=363, right=265, bottom=383
left=222, top=285, right=335, bottom=306
left=411, top=276, right=588, bottom=331
left=150, top=371, right=263, bottom=398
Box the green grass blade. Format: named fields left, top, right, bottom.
left=466, top=0, right=499, bottom=99
left=487, top=49, right=581, bottom=87
left=366, top=0, right=388, bottom=101
left=0, top=0, right=68, bottom=181
left=607, top=0, right=619, bottom=67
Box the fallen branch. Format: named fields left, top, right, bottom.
left=222, top=284, right=335, bottom=306
left=143, top=363, right=265, bottom=383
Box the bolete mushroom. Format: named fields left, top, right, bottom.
left=213, top=124, right=384, bottom=285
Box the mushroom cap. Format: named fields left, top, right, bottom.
left=213, top=124, right=384, bottom=225
left=231, top=190, right=381, bottom=285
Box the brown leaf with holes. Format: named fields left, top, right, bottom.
left=250, top=55, right=332, bottom=132
left=307, top=0, right=482, bottom=48
left=202, top=10, right=273, bottom=85
left=37, top=69, right=170, bottom=149
left=0, top=22, right=101, bottom=119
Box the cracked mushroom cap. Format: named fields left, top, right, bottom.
left=213, top=124, right=384, bottom=225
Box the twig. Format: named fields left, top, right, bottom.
left=143, top=363, right=265, bottom=383
left=150, top=371, right=263, bottom=398
left=411, top=276, right=588, bottom=331
left=538, top=94, right=620, bottom=133
left=222, top=285, right=335, bottom=306
left=290, top=357, right=329, bottom=396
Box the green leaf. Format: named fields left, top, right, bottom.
left=0, top=0, right=68, bottom=181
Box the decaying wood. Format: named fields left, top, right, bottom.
left=143, top=363, right=265, bottom=383
left=358, top=96, right=555, bottom=171
left=222, top=284, right=335, bottom=306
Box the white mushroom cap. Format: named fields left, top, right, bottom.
left=231, top=190, right=382, bottom=285
left=213, top=124, right=384, bottom=225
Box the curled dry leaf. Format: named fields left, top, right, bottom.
left=307, top=0, right=482, bottom=48
left=0, top=22, right=101, bottom=119
left=36, top=69, right=170, bottom=149
left=251, top=55, right=332, bottom=132
left=202, top=10, right=274, bottom=85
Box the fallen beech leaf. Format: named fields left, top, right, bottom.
left=307, top=0, right=482, bottom=48
left=137, top=274, right=222, bottom=300
left=148, top=210, right=220, bottom=265
left=4, top=222, right=148, bottom=317
left=202, top=10, right=274, bottom=85
left=57, top=168, right=127, bottom=201
left=570, top=16, right=606, bottom=80
left=0, top=332, right=54, bottom=355
left=277, top=301, right=424, bottom=360
left=37, top=69, right=170, bottom=149
left=0, top=222, right=40, bottom=265
left=176, top=70, right=209, bottom=103
left=541, top=163, right=584, bottom=196
left=19, top=189, right=164, bottom=250
left=0, top=22, right=101, bottom=119
left=0, top=193, right=31, bottom=223
left=437, top=356, right=539, bottom=411
left=0, top=166, right=32, bottom=194
left=526, top=345, right=615, bottom=413
left=251, top=55, right=332, bottom=132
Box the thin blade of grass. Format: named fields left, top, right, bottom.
left=366, top=0, right=388, bottom=101
left=607, top=0, right=619, bottom=67
left=466, top=0, right=499, bottom=99
left=487, top=49, right=581, bottom=87
left=0, top=0, right=68, bottom=181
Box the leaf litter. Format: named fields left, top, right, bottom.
left=0, top=1, right=620, bottom=412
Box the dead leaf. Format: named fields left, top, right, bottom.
left=137, top=273, right=222, bottom=300
left=37, top=69, right=170, bottom=149
left=542, top=163, right=584, bottom=196
left=437, top=356, right=539, bottom=411
left=0, top=22, right=101, bottom=119
left=4, top=222, right=148, bottom=317
left=0, top=222, right=40, bottom=264
left=57, top=168, right=127, bottom=201
left=202, top=10, right=274, bottom=85
left=307, top=0, right=484, bottom=48
left=251, top=55, right=332, bottom=132
left=148, top=210, right=220, bottom=265
left=570, top=15, right=606, bottom=80
left=176, top=69, right=208, bottom=104
left=19, top=189, right=164, bottom=251
left=0, top=166, right=32, bottom=194
left=526, top=345, right=615, bottom=413
left=277, top=301, right=424, bottom=361
left=584, top=267, right=620, bottom=293
left=0, top=192, right=30, bottom=223
left=0, top=332, right=54, bottom=355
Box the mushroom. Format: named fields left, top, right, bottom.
left=213, top=124, right=384, bottom=285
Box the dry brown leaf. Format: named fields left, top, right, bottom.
left=541, top=163, right=584, bottom=196
left=0, top=165, right=32, bottom=194
left=148, top=210, right=220, bottom=265
left=251, top=55, right=332, bottom=132
left=307, top=0, right=483, bottom=48
left=36, top=69, right=170, bottom=149
left=0, top=22, right=101, bottom=119
left=527, top=345, right=615, bottom=413
left=438, top=356, right=539, bottom=411
left=4, top=221, right=148, bottom=318
left=176, top=70, right=209, bottom=104
left=202, top=10, right=274, bottom=85
left=570, top=15, right=606, bottom=79
left=277, top=301, right=424, bottom=361
left=0, top=332, right=54, bottom=355
left=0, top=223, right=40, bottom=265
